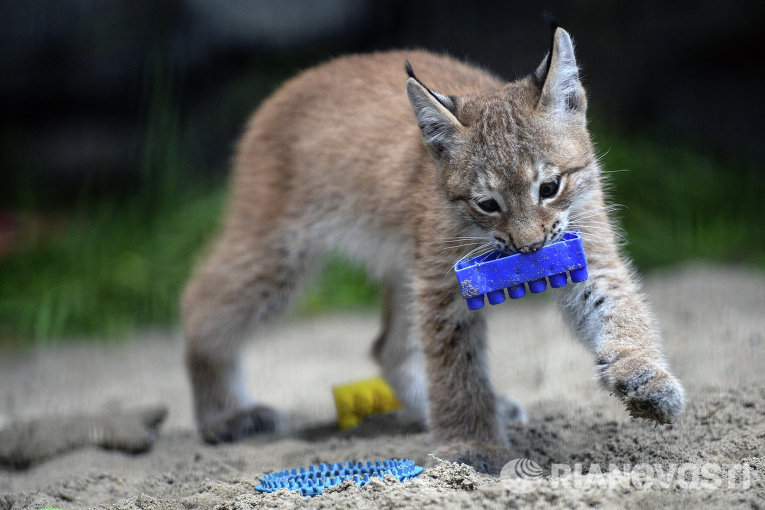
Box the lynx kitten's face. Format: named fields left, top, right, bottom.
left=406, top=29, right=598, bottom=256
left=450, top=90, right=597, bottom=254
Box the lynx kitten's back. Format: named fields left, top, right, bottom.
left=228, top=51, right=503, bottom=276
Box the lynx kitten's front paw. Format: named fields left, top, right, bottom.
left=599, top=355, right=685, bottom=424
left=431, top=440, right=512, bottom=474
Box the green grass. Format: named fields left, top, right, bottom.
left=1, top=126, right=762, bottom=344
left=593, top=128, right=765, bottom=268
left=0, top=52, right=382, bottom=345
left=0, top=187, right=379, bottom=345
left=0, top=189, right=226, bottom=343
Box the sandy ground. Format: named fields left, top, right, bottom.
left=0, top=264, right=763, bottom=509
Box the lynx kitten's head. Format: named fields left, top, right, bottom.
left=407, top=27, right=598, bottom=254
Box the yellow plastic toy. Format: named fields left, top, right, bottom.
left=332, top=376, right=402, bottom=430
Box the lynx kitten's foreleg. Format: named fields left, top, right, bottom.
left=559, top=213, right=685, bottom=423
left=413, top=247, right=511, bottom=473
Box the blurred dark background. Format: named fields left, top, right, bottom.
left=1, top=1, right=763, bottom=342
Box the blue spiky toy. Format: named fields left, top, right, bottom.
left=255, top=458, right=424, bottom=497
left=454, top=231, right=588, bottom=310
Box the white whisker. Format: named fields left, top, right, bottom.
left=572, top=223, right=626, bottom=241
left=439, top=240, right=486, bottom=245
left=437, top=236, right=487, bottom=242
left=569, top=204, right=627, bottom=221
left=443, top=243, right=494, bottom=278
left=595, top=146, right=612, bottom=163
left=438, top=242, right=484, bottom=252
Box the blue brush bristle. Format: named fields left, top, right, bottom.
left=255, top=458, right=424, bottom=497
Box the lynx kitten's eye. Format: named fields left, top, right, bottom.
left=540, top=178, right=560, bottom=199
left=476, top=199, right=501, bottom=213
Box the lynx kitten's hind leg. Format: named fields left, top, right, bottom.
left=372, top=278, right=429, bottom=424
left=496, top=395, right=528, bottom=424
left=182, top=225, right=314, bottom=443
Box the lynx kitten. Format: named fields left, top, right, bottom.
left=182, top=26, right=685, bottom=472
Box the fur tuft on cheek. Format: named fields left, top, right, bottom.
left=567, top=170, right=599, bottom=215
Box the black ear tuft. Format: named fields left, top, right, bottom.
left=543, top=12, right=558, bottom=32
left=404, top=59, right=457, bottom=115
left=405, top=60, right=430, bottom=91
left=405, top=60, right=416, bottom=80
left=542, top=13, right=559, bottom=81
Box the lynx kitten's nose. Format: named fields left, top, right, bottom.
left=518, top=241, right=544, bottom=253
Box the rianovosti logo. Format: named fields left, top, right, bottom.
left=500, top=459, right=752, bottom=492
left=499, top=458, right=545, bottom=493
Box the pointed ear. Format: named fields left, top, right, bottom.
left=405, top=63, right=463, bottom=157
left=534, top=27, right=587, bottom=120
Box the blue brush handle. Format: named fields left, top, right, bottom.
left=454, top=231, right=589, bottom=310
